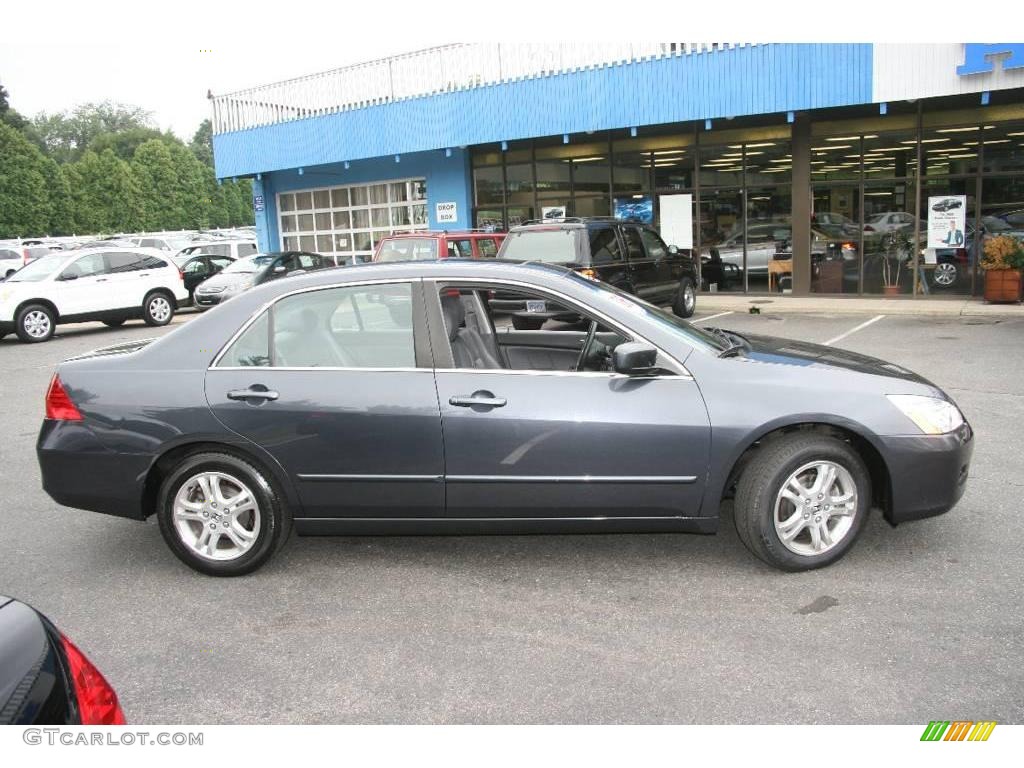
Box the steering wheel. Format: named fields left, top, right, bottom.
left=572, top=320, right=599, bottom=372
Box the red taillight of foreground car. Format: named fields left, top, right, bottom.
left=45, top=374, right=83, bottom=421
left=59, top=634, right=126, bottom=725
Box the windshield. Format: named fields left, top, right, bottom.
left=565, top=273, right=729, bottom=354
left=983, top=216, right=1011, bottom=232
left=6, top=254, right=68, bottom=282
left=501, top=229, right=581, bottom=264
left=376, top=238, right=438, bottom=262
left=221, top=254, right=274, bottom=274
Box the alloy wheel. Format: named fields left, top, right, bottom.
left=773, top=460, right=857, bottom=556
left=149, top=296, right=172, bottom=323
left=23, top=310, right=52, bottom=339
left=172, top=471, right=261, bottom=561
left=933, top=263, right=957, bottom=286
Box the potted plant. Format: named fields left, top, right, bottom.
left=980, top=235, right=1024, bottom=303
left=876, top=231, right=910, bottom=295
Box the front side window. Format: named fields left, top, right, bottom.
left=639, top=229, right=668, bottom=260
left=217, top=283, right=416, bottom=369
left=184, top=258, right=209, bottom=275
left=61, top=253, right=107, bottom=279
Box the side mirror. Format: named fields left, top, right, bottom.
left=668, top=244, right=679, bottom=255
left=60, top=273, right=78, bottom=281
left=612, top=342, right=659, bottom=376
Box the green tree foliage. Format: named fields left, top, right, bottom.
left=89, top=127, right=176, bottom=162
left=0, top=122, right=50, bottom=238
left=190, top=119, right=214, bottom=167
left=131, top=139, right=186, bottom=230
left=40, top=157, right=73, bottom=236
left=33, top=102, right=154, bottom=164
left=69, top=150, right=144, bottom=233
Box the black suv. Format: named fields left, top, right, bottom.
left=496, top=218, right=699, bottom=327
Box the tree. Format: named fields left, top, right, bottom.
left=0, top=82, right=42, bottom=147
left=131, top=139, right=185, bottom=230
left=169, top=143, right=211, bottom=229
left=90, top=127, right=176, bottom=162
left=33, top=102, right=154, bottom=164
left=70, top=149, right=144, bottom=233
left=40, top=156, right=73, bottom=236
left=0, top=122, right=50, bottom=238
left=190, top=119, right=214, bottom=167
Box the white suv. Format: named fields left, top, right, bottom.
left=0, top=248, right=189, bottom=343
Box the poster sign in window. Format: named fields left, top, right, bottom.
left=436, top=201, right=458, bottom=223
left=658, top=194, right=693, bottom=250
left=541, top=205, right=566, bottom=220
left=614, top=196, right=653, bottom=224
left=253, top=195, right=264, bottom=213
left=927, top=195, right=967, bottom=249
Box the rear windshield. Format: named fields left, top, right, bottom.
left=376, top=238, right=438, bottom=262
left=501, top=229, right=581, bottom=264
left=222, top=254, right=275, bottom=274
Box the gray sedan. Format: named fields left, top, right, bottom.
left=37, top=261, right=973, bottom=575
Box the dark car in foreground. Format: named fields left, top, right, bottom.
left=37, top=261, right=972, bottom=576
left=0, top=595, right=124, bottom=724
left=193, top=251, right=329, bottom=309
left=497, top=218, right=700, bottom=320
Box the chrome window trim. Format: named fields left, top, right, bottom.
left=447, top=475, right=697, bottom=484
left=435, top=276, right=691, bottom=378
left=209, top=276, right=422, bottom=369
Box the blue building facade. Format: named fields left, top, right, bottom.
left=213, top=43, right=1024, bottom=297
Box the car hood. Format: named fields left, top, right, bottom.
left=197, top=271, right=256, bottom=290
left=729, top=331, right=934, bottom=385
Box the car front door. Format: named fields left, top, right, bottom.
left=206, top=279, right=444, bottom=519
left=53, top=252, right=113, bottom=317
left=638, top=227, right=679, bottom=299
left=621, top=225, right=660, bottom=299
left=429, top=280, right=711, bottom=520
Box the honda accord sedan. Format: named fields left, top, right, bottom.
left=37, top=261, right=973, bottom=576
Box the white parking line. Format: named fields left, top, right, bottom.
left=693, top=310, right=733, bottom=325
left=824, top=315, right=886, bottom=346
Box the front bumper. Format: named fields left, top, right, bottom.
left=880, top=422, right=974, bottom=524
left=193, top=292, right=226, bottom=310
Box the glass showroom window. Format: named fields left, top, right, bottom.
left=278, top=179, right=427, bottom=264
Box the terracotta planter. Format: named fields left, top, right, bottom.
left=883, top=285, right=901, bottom=296
left=984, top=269, right=1022, bottom=303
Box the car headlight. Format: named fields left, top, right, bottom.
left=886, top=394, right=964, bottom=435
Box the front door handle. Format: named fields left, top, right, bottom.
left=227, top=388, right=279, bottom=402
left=449, top=391, right=507, bottom=408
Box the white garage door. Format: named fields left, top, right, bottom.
left=278, top=178, right=429, bottom=264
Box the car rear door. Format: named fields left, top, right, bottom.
left=205, top=278, right=444, bottom=519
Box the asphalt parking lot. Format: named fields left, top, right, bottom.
left=0, top=305, right=1021, bottom=724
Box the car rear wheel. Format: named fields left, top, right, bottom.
left=931, top=261, right=959, bottom=289
left=15, top=303, right=55, bottom=343
left=733, top=433, right=870, bottom=571
left=672, top=278, right=696, bottom=318
left=142, top=291, right=174, bottom=327
left=102, top=317, right=127, bottom=328
left=157, top=452, right=291, bottom=576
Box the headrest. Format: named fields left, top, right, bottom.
left=440, top=293, right=465, bottom=342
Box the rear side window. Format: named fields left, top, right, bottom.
left=448, top=239, right=474, bottom=258
left=298, top=253, right=324, bottom=269
left=106, top=251, right=144, bottom=273
left=203, top=244, right=232, bottom=258
left=237, top=243, right=258, bottom=257
left=621, top=227, right=645, bottom=260
left=588, top=227, right=623, bottom=264
left=500, top=229, right=580, bottom=264
left=217, top=283, right=416, bottom=369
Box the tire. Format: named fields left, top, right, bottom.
left=512, top=316, right=545, bottom=331
left=142, top=291, right=175, bottom=327
left=733, top=432, right=871, bottom=571
left=931, top=261, right=959, bottom=290
left=156, top=452, right=292, bottom=576
left=15, top=303, right=56, bottom=343
left=102, top=317, right=127, bottom=328
left=672, top=277, right=697, bottom=318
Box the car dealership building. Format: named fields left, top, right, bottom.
left=211, top=43, right=1024, bottom=297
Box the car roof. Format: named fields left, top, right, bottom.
left=379, top=231, right=503, bottom=240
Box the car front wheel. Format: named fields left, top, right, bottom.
left=931, top=261, right=959, bottom=289
left=156, top=452, right=291, bottom=576
left=143, top=291, right=175, bottom=327
left=733, top=433, right=870, bottom=571
left=15, top=303, right=56, bottom=343
left=672, top=278, right=696, bottom=318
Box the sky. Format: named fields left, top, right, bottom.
left=0, top=43, right=422, bottom=140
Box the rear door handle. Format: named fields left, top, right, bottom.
left=449, top=392, right=507, bottom=408
left=227, top=388, right=279, bottom=402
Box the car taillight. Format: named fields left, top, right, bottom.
left=59, top=633, right=126, bottom=725
left=178, top=268, right=185, bottom=282
left=577, top=268, right=598, bottom=280
left=45, top=374, right=83, bottom=421
left=842, top=242, right=855, bottom=251
left=864, top=225, right=875, bottom=233
left=23, top=248, right=31, bottom=265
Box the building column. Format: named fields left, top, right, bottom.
left=791, top=114, right=812, bottom=295
left=250, top=176, right=276, bottom=253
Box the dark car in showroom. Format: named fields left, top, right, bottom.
left=193, top=251, right=330, bottom=309
left=496, top=217, right=699, bottom=321
left=0, top=595, right=125, bottom=724
left=36, top=260, right=972, bottom=577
